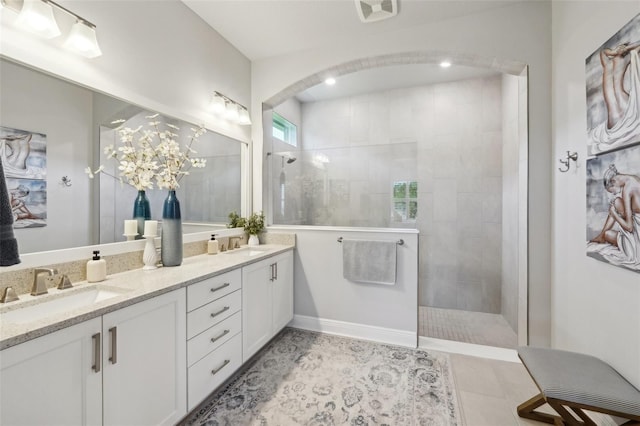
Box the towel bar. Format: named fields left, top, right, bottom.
left=337, top=237, right=404, bottom=245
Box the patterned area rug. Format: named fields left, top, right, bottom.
left=183, top=328, right=461, bottom=425
left=183, top=328, right=460, bottom=426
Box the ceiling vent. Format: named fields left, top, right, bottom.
left=355, top=0, right=398, bottom=23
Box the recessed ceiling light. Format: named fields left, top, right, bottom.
left=325, top=77, right=336, bottom=86
left=440, top=61, right=452, bottom=68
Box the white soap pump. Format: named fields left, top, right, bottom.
left=207, top=234, right=219, bottom=255
left=87, top=250, right=107, bottom=283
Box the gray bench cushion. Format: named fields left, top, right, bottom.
left=518, top=346, right=640, bottom=417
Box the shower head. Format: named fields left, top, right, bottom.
left=286, top=157, right=297, bottom=164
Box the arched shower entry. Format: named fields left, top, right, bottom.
left=262, top=51, right=529, bottom=348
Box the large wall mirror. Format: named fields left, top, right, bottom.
left=1, top=57, right=244, bottom=254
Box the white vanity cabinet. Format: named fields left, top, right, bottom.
left=0, top=318, right=103, bottom=426
left=242, top=250, right=294, bottom=362
left=102, top=289, right=186, bottom=426
left=0, top=288, right=186, bottom=426
left=186, top=269, right=243, bottom=411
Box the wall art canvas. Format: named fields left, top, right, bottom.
left=1, top=126, right=47, bottom=228
left=586, top=13, right=640, bottom=156
left=586, top=144, right=640, bottom=273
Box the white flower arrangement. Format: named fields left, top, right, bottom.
left=86, top=114, right=207, bottom=190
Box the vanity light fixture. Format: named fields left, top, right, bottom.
left=210, top=91, right=251, bottom=126
left=63, top=19, right=102, bottom=58
left=14, top=0, right=60, bottom=39
left=2, top=0, right=102, bottom=58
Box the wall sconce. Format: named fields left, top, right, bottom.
left=210, top=91, right=251, bottom=125
left=1, top=0, right=102, bottom=58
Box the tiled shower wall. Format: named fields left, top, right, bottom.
left=280, top=75, right=503, bottom=314
left=419, top=76, right=503, bottom=313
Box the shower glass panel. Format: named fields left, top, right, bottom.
left=270, top=143, right=417, bottom=228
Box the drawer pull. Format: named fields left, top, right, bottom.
left=210, top=283, right=230, bottom=293
left=211, top=359, right=230, bottom=376
left=210, top=306, right=230, bottom=318
left=91, top=333, right=101, bottom=373
left=210, top=329, right=230, bottom=344
left=108, top=327, right=117, bottom=365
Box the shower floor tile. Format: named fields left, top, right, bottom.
left=419, top=306, right=517, bottom=349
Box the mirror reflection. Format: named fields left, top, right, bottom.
left=0, top=57, right=242, bottom=254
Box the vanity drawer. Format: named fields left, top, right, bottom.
left=188, top=332, right=242, bottom=411
left=187, top=269, right=241, bottom=312
left=187, top=311, right=242, bottom=367
left=187, top=290, right=241, bottom=339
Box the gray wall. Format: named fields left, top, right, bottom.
left=419, top=76, right=504, bottom=314
left=282, top=76, right=506, bottom=314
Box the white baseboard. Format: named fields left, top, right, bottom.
left=290, top=314, right=417, bottom=348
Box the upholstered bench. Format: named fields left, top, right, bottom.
left=517, top=346, right=640, bottom=426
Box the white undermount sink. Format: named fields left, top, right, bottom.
left=223, top=246, right=270, bottom=257
left=0, top=285, right=130, bottom=324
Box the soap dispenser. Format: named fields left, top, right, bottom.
left=87, top=250, right=107, bottom=283
left=207, top=234, right=219, bottom=255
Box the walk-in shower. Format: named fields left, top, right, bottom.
left=264, top=60, right=528, bottom=349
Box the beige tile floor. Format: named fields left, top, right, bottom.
left=449, top=353, right=617, bottom=426
left=420, top=306, right=518, bottom=349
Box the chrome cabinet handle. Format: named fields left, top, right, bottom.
left=210, top=283, right=230, bottom=293
left=211, top=359, right=230, bottom=376
left=274, top=262, right=278, bottom=280
left=92, top=333, right=101, bottom=373
left=109, top=327, right=117, bottom=364
left=210, top=329, right=230, bottom=344
left=269, top=264, right=275, bottom=282
left=210, top=306, right=230, bottom=318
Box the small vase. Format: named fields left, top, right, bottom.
left=248, top=234, right=260, bottom=246
left=161, top=190, right=183, bottom=267
left=132, top=190, right=151, bottom=240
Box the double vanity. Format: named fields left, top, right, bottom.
left=0, top=242, right=294, bottom=425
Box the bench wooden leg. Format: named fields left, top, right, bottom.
left=518, top=393, right=560, bottom=424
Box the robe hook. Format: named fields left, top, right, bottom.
left=558, top=151, right=578, bottom=173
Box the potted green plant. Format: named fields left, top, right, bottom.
left=244, top=211, right=265, bottom=246
left=227, top=211, right=246, bottom=229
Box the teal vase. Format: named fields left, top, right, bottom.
left=133, top=190, right=151, bottom=240
left=161, top=190, right=182, bottom=267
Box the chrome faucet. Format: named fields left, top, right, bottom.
left=1, top=287, right=19, bottom=303
left=228, top=236, right=241, bottom=250
left=31, top=268, right=58, bottom=296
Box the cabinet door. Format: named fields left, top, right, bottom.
left=102, top=289, right=186, bottom=426
left=0, top=318, right=102, bottom=426
left=242, top=258, right=272, bottom=362
left=272, top=251, right=294, bottom=333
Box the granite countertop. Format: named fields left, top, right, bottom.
left=0, top=244, right=294, bottom=351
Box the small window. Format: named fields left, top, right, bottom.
left=392, top=181, right=418, bottom=222
left=273, top=112, right=297, bottom=146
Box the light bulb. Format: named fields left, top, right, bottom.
left=15, top=0, right=61, bottom=39
left=238, top=107, right=251, bottom=125
left=210, top=94, right=225, bottom=115
left=225, top=102, right=239, bottom=123
left=63, top=20, right=102, bottom=58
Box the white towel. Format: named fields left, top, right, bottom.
left=342, top=239, right=397, bottom=285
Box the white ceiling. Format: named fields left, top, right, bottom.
left=182, top=0, right=522, bottom=61
left=182, top=0, right=515, bottom=101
